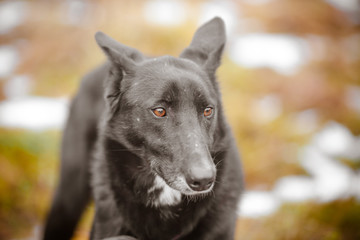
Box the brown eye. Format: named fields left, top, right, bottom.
left=152, top=108, right=166, bottom=117
left=204, top=107, right=213, bottom=117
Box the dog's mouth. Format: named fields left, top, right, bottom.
left=147, top=171, right=215, bottom=207
left=156, top=173, right=214, bottom=195
left=147, top=153, right=216, bottom=206
left=170, top=175, right=214, bottom=196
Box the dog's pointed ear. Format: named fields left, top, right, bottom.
left=95, top=31, right=144, bottom=74
left=95, top=32, right=144, bottom=114
left=180, top=17, right=226, bottom=75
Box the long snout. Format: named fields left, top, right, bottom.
left=183, top=151, right=216, bottom=192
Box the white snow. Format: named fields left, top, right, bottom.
left=312, top=121, right=355, bottom=158
left=3, top=75, right=32, bottom=99
left=229, top=34, right=309, bottom=75
left=300, top=146, right=354, bottom=202
left=324, top=0, right=359, bottom=13
left=238, top=191, right=281, bottom=218
left=252, top=94, right=283, bottom=124
left=63, top=0, right=90, bottom=26
left=0, top=1, right=28, bottom=34
left=0, top=46, right=19, bottom=78
left=273, top=176, right=316, bottom=202
left=346, top=85, right=360, bottom=114
left=241, top=0, right=273, bottom=5
left=240, top=121, right=360, bottom=218
left=292, top=109, right=319, bottom=134
left=143, top=0, right=187, bottom=26
left=198, top=1, right=238, bottom=36
left=0, top=97, right=69, bottom=131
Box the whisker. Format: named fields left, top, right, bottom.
left=215, top=159, right=223, bottom=167
left=109, top=148, right=142, bottom=152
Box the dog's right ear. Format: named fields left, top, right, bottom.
left=95, top=32, right=144, bottom=74
left=180, top=17, right=226, bottom=77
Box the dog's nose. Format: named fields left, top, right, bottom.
left=186, top=166, right=215, bottom=192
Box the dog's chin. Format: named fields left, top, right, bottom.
left=148, top=174, right=213, bottom=208
left=151, top=171, right=214, bottom=206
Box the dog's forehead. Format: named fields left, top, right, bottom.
left=127, top=56, right=216, bottom=106
left=139, top=56, right=205, bottom=81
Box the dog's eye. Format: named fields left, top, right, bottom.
left=204, top=107, right=213, bottom=117
left=152, top=108, right=166, bottom=117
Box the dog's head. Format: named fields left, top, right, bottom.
left=96, top=17, right=227, bottom=198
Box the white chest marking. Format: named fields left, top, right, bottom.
left=148, top=175, right=182, bottom=207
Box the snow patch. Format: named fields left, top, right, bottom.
left=0, top=1, right=28, bottom=34
left=0, top=97, right=69, bottom=131
left=144, top=0, right=187, bottom=26
left=238, top=191, right=280, bottom=218
left=0, top=46, right=19, bottom=78
left=229, top=34, right=309, bottom=75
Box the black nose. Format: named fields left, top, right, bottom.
left=186, top=166, right=215, bottom=192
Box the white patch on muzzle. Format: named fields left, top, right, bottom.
left=148, top=175, right=182, bottom=207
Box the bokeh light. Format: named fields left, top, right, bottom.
left=0, top=0, right=359, bottom=239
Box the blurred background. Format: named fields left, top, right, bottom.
left=0, top=0, right=359, bottom=239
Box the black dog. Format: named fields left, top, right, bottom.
left=43, top=17, right=243, bottom=240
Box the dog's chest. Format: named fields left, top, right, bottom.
left=121, top=178, right=208, bottom=240
left=125, top=202, right=201, bottom=240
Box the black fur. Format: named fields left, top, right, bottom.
left=43, top=17, right=243, bottom=240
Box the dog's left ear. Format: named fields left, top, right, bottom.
left=95, top=32, right=145, bottom=114
left=180, top=17, right=226, bottom=76
left=95, top=32, right=144, bottom=74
